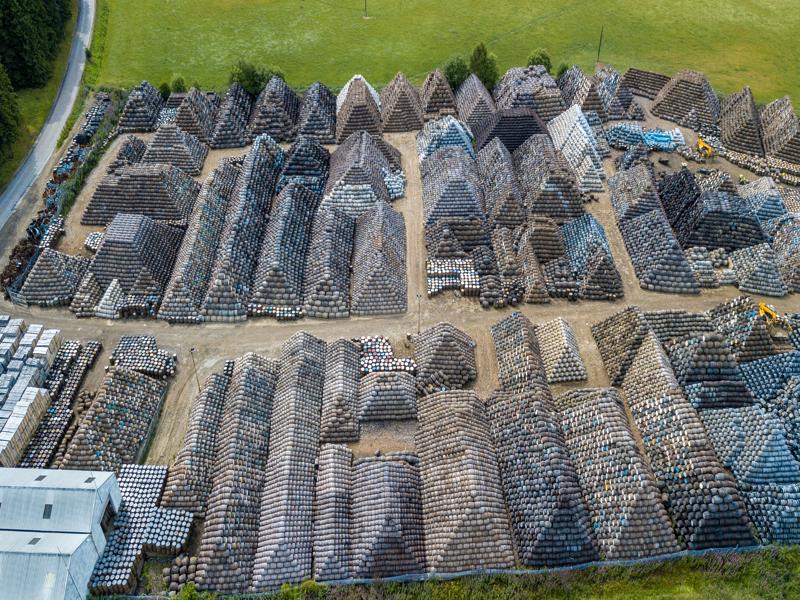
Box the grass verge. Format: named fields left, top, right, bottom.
left=0, top=0, right=80, bottom=192
left=96, top=0, right=800, bottom=102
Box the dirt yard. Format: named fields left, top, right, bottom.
left=2, top=113, right=799, bottom=467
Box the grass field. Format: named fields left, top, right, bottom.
left=97, top=0, right=800, bottom=102
left=0, top=0, right=79, bottom=192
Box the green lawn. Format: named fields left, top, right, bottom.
left=0, top=0, right=79, bottom=192
left=98, top=0, right=800, bottom=102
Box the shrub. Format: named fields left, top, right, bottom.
left=175, top=582, right=216, bottom=600
left=0, top=64, right=21, bottom=158
left=469, top=42, right=499, bottom=90
left=556, top=62, right=569, bottom=79
left=442, top=55, right=470, bottom=90
left=527, top=48, right=552, bottom=73
left=229, top=59, right=284, bottom=96
left=158, top=82, right=171, bottom=100
left=171, top=76, right=187, bottom=93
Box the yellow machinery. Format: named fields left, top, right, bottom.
left=695, top=137, right=715, bottom=158
left=759, top=303, right=793, bottom=337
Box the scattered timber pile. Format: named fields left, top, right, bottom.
left=297, top=81, right=336, bottom=143
left=248, top=76, right=300, bottom=142
left=416, top=390, right=515, bottom=571
left=336, top=75, right=382, bottom=142
left=210, top=83, right=253, bottom=148
left=380, top=72, right=424, bottom=132
left=556, top=388, right=681, bottom=559
left=493, top=66, right=566, bottom=122
left=71, top=213, right=183, bottom=318
left=413, top=322, right=476, bottom=395
left=118, top=81, right=163, bottom=133
left=82, top=162, right=200, bottom=226
left=90, top=465, right=192, bottom=595
left=175, top=88, right=219, bottom=143
left=420, top=69, right=456, bottom=120
left=651, top=70, right=720, bottom=131
left=59, top=366, right=168, bottom=471
left=142, top=123, right=208, bottom=176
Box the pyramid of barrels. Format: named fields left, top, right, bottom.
left=82, top=162, right=200, bottom=226
left=142, top=123, right=208, bottom=175
left=248, top=76, right=300, bottom=142
left=336, top=75, right=382, bottom=142
left=210, top=83, right=252, bottom=148
left=297, top=81, right=337, bottom=143
left=118, top=81, right=163, bottom=133
left=651, top=70, right=720, bottom=130
left=21, top=249, right=90, bottom=306
left=176, top=88, right=219, bottom=143
left=719, top=87, right=765, bottom=156
left=761, top=96, right=800, bottom=163
left=380, top=72, right=424, bottom=132
left=420, top=69, right=456, bottom=121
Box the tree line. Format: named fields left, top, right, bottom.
left=0, top=0, right=73, bottom=159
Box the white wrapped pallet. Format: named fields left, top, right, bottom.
left=0, top=387, right=50, bottom=466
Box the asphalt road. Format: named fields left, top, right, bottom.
left=0, top=0, right=96, bottom=229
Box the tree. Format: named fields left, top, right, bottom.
left=527, top=48, right=552, bottom=73
left=556, top=62, right=569, bottom=79
left=171, top=77, right=187, bottom=93
left=158, top=82, right=171, bottom=100
left=229, top=59, right=283, bottom=96
left=469, top=42, right=499, bottom=90
left=442, top=55, right=470, bottom=91
left=0, top=63, right=21, bottom=158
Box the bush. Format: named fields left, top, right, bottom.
left=469, top=42, right=499, bottom=90
left=171, top=76, right=187, bottom=93
left=527, top=48, right=552, bottom=73
left=229, top=59, right=284, bottom=97
left=0, top=64, right=21, bottom=158
left=556, top=62, right=569, bottom=79
left=442, top=55, right=470, bottom=91
left=175, top=582, right=216, bottom=600
left=158, top=82, right=171, bottom=100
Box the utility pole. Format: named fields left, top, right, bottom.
left=189, top=347, right=201, bottom=393
left=596, top=25, right=604, bottom=64
left=364, top=0, right=368, bottom=18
